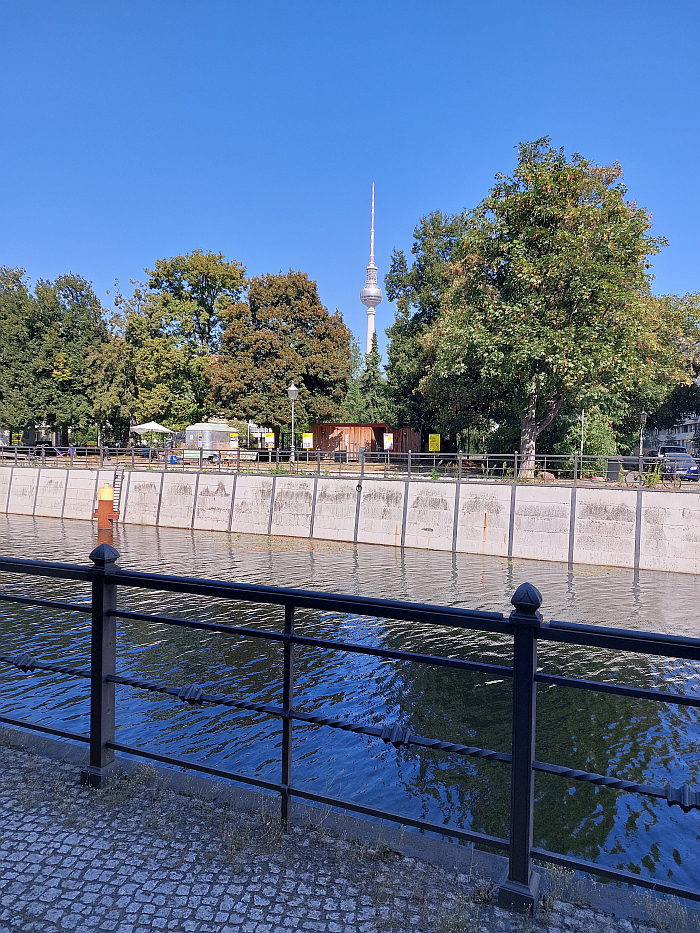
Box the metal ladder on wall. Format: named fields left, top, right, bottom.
left=112, top=470, right=125, bottom=518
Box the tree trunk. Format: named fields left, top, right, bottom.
left=519, top=384, right=539, bottom=477
left=519, top=382, right=564, bottom=478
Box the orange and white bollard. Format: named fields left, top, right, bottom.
left=92, top=483, right=119, bottom=530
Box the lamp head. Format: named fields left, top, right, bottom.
left=287, top=383, right=299, bottom=403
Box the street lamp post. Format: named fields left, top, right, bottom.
left=639, top=411, right=648, bottom=473
left=287, top=383, right=298, bottom=468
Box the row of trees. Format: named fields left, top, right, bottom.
left=0, top=254, right=371, bottom=443
left=2, top=139, right=698, bottom=459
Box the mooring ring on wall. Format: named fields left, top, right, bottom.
left=356, top=483, right=362, bottom=492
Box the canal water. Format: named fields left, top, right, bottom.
left=0, top=515, right=698, bottom=890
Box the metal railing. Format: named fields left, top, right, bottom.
left=0, top=547, right=699, bottom=909
left=3, top=445, right=700, bottom=489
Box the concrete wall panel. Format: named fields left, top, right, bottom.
left=404, top=481, right=455, bottom=551
left=63, top=470, right=98, bottom=521
left=230, top=474, right=273, bottom=535
left=356, top=479, right=404, bottom=547
left=456, top=483, right=511, bottom=556
left=573, top=487, right=637, bottom=568
left=640, top=490, right=700, bottom=574
left=6, top=467, right=39, bottom=515
left=158, top=474, right=196, bottom=529
left=312, top=478, right=357, bottom=542
left=512, top=485, right=571, bottom=563
left=194, top=475, right=236, bottom=532
left=123, top=472, right=161, bottom=525
left=0, top=469, right=12, bottom=513
left=271, top=476, right=315, bottom=538
left=35, top=471, right=68, bottom=518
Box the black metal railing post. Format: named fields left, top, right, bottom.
left=80, top=543, right=120, bottom=788
left=498, top=582, right=543, bottom=913
left=281, top=602, right=295, bottom=828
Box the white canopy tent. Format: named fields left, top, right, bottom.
left=131, top=422, right=173, bottom=436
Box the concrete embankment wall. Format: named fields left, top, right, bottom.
left=2, top=465, right=699, bottom=573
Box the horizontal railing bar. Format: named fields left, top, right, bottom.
left=544, top=619, right=700, bottom=658
left=112, top=610, right=286, bottom=643
left=112, top=609, right=513, bottom=675
left=0, top=714, right=90, bottom=744
left=108, top=673, right=283, bottom=717
left=532, top=759, right=665, bottom=799
left=288, top=786, right=509, bottom=851
left=547, top=618, right=700, bottom=649
left=536, top=672, right=700, bottom=708
left=106, top=740, right=509, bottom=851
left=112, top=568, right=509, bottom=631
left=531, top=848, right=700, bottom=903
left=0, top=556, right=93, bottom=583
left=0, top=592, right=92, bottom=614
left=540, top=626, right=700, bottom=661
left=0, top=655, right=91, bottom=680
left=109, top=673, right=511, bottom=762
left=106, top=741, right=283, bottom=794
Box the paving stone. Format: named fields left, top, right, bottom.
left=0, top=737, right=673, bottom=933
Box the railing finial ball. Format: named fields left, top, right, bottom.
left=89, top=543, right=120, bottom=566
left=511, top=582, right=543, bottom=613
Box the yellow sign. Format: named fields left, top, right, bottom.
left=302, top=433, right=313, bottom=449
left=11, top=433, right=23, bottom=444
left=428, top=434, right=441, bottom=452
left=383, top=432, right=394, bottom=451
left=229, top=432, right=239, bottom=449
left=265, top=432, right=275, bottom=449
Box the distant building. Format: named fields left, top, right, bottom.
left=308, top=423, right=421, bottom=453
left=647, top=416, right=700, bottom=453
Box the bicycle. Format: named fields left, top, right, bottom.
left=661, top=467, right=682, bottom=490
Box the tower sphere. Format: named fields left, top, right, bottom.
left=360, top=277, right=382, bottom=308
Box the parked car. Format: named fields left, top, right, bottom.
left=648, top=445, right=687, bottom=459
left=660, top=453, right=699, bottom=482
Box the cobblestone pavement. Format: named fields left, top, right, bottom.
left=0, top=734, right=687, bottom=933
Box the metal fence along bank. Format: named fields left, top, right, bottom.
left=1, top=445, right=697, bottom=487
left=0, top=545, right=698, bottom=912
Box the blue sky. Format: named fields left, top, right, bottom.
left=1, top=1, right=698, bottom=355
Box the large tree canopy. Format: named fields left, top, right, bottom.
left=422, top=139, right=694, bottom=468
left=208, top=271, right=352, bottom=436
left=115, top=250, right=248, bottom=430
left=145, top=249, right=247, bottom=351
left=0, top=267, right=108, bottom=438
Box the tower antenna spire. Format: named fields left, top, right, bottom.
left=360, top=182, right=383, bottom=354
left=370, top=182, right=375, bottom=265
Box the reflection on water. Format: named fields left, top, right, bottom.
left=0, top=515, right=699, bottom=889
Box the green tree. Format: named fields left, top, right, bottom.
left=32, top=274, right=109, bottom=440
left=116, top=250, right=247, bottom=430
left=340, top=341, right=366, bottom=422
left=384, top=211, right=470, bottom=430
left=0, top=268, right=109, bottom=441
left=423, top=139, right=693, bottom=471
left=357, top=333, right=388, bottom=423
left=0, top=267, right=40, bottom=431
left=145, top=248, right=247, bottom=351
left=208, top=271, right=352, bottom=438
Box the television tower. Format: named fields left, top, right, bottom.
left=360, top=183, right=382, bottom=354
